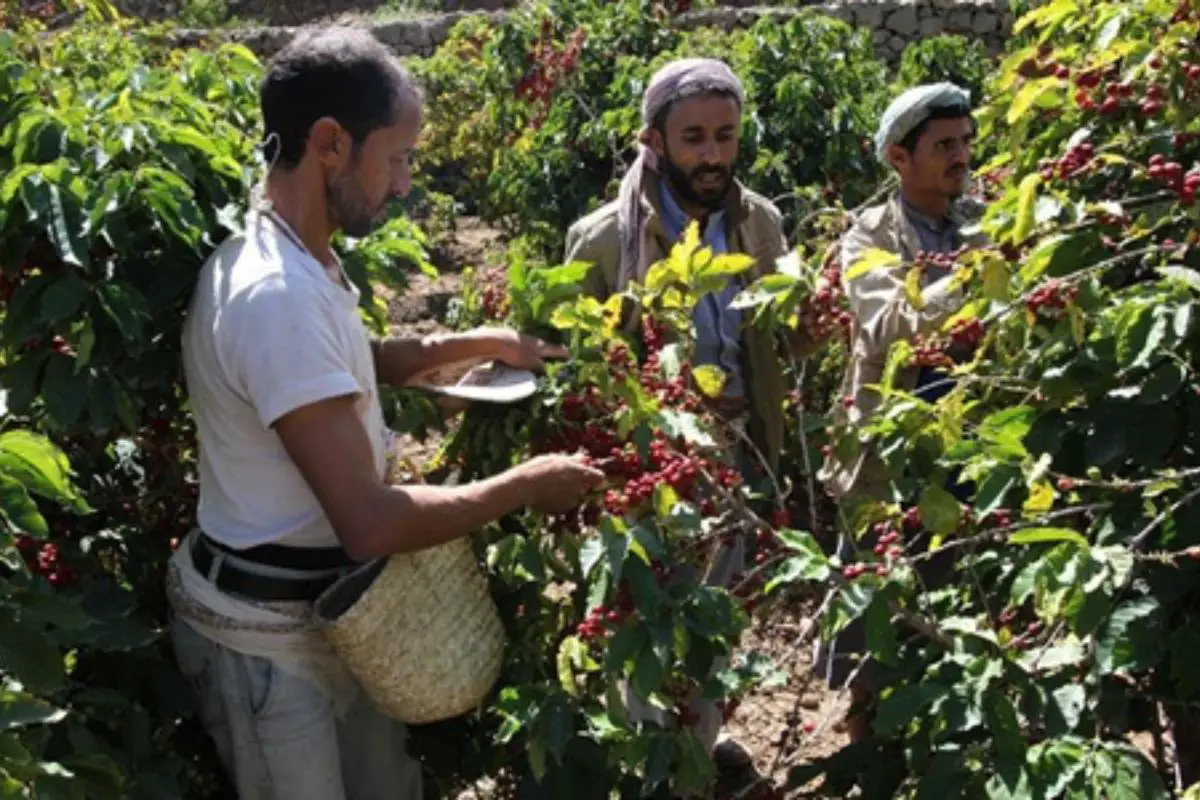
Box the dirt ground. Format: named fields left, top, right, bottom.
left=387, top=217, right=849, bottom=798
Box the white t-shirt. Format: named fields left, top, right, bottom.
left=182, top=209, right=390, bottom=549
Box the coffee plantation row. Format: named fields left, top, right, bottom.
left=2, top=0, right=1200, bottom=797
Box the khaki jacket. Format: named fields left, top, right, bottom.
left=564, top=175, right=790, bottom=470
left=819, top=191, right=990, bottom=499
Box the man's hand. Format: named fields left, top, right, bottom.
left=514, top=453, right=605, bottom=515
left=471, top=327, right=568, bottom=373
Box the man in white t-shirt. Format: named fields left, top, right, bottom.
left=169, top=27, right=603, bottom=799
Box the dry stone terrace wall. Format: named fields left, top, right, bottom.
left=166, top=1, right=1015, bottom=62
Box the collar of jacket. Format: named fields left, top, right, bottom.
left=856, top=189, right=984, bottom=260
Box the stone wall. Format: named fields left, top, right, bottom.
left=169, top=1, right=1016, bottom=62
left=677, top=1, right=1014, bottom=61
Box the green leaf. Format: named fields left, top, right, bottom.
left=766, top=530, right=830, bottom=591
left=1012, top=173, right=1042, bottom=242
left=1097, top=596, right=1163, bottom=675
left=605, top=625, right=644, bottom=674
left=875, top=683, right=949, bottom=735
left=632, top=643, right=665, bottom=701
left=918, top=485, right=961, bottom=536
left=903, top=266, right=925, bottom=310
left=0, top=474, right=48, bottom=537
left=1029, top=737, right=1087, bottom=797
left=982, top=257, right=1009, bottom=301
left=0, top=691, right=67, bottom=730
left=0, top=615, right=65, bottom=694
left=673, top=730, right=716, bottom=796
left=691, top=364, right=725, bottom=398
left=0, top=430, right=87, bottom=510
left=41, top=355, right=89, bottom=428
left=821, top=582, right=876, bottom=640
left=599, top=516, right=630, bottom=586
left=536, top=693, right=575, bottom=765
left=95, top=283, right=147, bottom=342
left=1008, top=79, right=1059, bottom=127
left=38, top=275, right=89, bottom=324
left=696, top=251, right=755, bottom=280
left=984, top=692, right=1024, bottom=762
left=863, top=595, right=898, bottom=666
left=655, top=410, right=715, bottom=449
left=1009, top=527, right=1088, bottom=549
left=844, top=248, right=901, bottom=281
left=975, top=466, right=1020, bottom=516
left=556, top=636, right=586, bottom=698
left=1047, top=683, right=1087, bottom=732
left=1092, top=742, right=1170, bottom=800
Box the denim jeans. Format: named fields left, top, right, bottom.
left=171, top=617, right=424, bottom=800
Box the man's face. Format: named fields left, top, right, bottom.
left=890, top=116, right=974, bottom=200
left=649, top=92, right=741, bottom=212
left=326, top=106, right=421, bottom=238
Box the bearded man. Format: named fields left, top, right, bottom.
left=817, top=82, right=991, bottom=742
left=563, top=58, right=797, bottom=794
left=169, top=27, right=603, bottom=799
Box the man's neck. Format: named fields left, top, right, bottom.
left=264, top=169, right=338, bottom=269
left=899, top=186, right=951, bottom=221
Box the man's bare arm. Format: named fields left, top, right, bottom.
left=274, top=395, right=603, bottom=561
left=370, top=328, right=568, bottom=388
left=369, top=331, right=496, bottom=388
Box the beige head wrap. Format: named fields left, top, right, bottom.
left=615, top=58, right=746, bottom=292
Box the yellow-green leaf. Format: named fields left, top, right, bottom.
left=601, top=293, right=625, bottom=337
left=982, top=254, right=1011, bottom=301
left=692, top=365, right=725, bottom=398
left=1009, top=527, right=1088, bottom=549
left=1008, top=78, right=1059, bottom=125
left=845, top=248, right=902, bottom=282
left=1013, top=0, right=1078, bottom=35
left=698, top=252, right=756, bottom=279
left=1023, top=480, right=1055, bottom=514
left=1013, top=173, right=1042, bottom=243
left=1068, top=304, right=1085, bottom=344
left=645, top=258, right=686, bottom=294
left=556, top=635, right=587, bottom=698
left=550, top=297, right=603, bottom=331
left=904, top=266, right=925, bottom=310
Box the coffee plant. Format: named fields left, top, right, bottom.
left=738, top=0, right=1200, bottom=796
left=410, top=0, right=992, bottom=260
left=412, top=227, right=804, bottom=798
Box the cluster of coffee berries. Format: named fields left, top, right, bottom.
left=514, top=23, right=586, bottom=130
left=914, top=247, right=966, bottom=273
left=1147, top=154, right=1200, bottom=206
left=948, top=317, right=986, bottom=349
left=1025, top=279, right=1078, bottom=317
left=15, top=536, right=79, bottom=587
left=1039, top=141, right=1096, bottom=182
left=799, top=263, right=852, bottom=343
left=909, top=333, right=954, bottom=369
left=474, top=266, right=509, bottom=320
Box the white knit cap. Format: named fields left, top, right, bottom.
left=875, top=82, right=972, bottom=165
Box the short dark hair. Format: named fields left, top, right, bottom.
left=897, top=102, right=974, bottom=152
left=260, top=26, right=423, bottom=169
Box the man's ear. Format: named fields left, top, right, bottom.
left=886, top=142, right=909, bottom=173
left=644, top=127, right=666, bottom=161
left=309, top=117, right=349, bottom=169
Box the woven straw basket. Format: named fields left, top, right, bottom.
left=312, top=435, right=506, bottom=725
left=313, top=537, right=506, bottom=724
